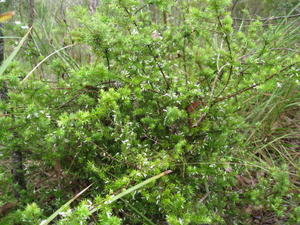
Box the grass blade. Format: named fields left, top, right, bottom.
left=21, top=44, right=75, bottom=83
left=39, top=183, right=93, bottom=225
left=90, top=170, right=172, bottom=214
left=122, top=199, right=156, bottom=225
left=0, top=27, right=32, bottom=76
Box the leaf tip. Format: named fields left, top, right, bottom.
left=164, top=170, right=173, bottom=175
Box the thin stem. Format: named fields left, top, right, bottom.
left=214, top=14, right=233, bottom=99
left=233, top=13, right=300, bottom=21
left=21, top=44, right=75, bottom=82
left=121, top=4, right=170, bottom=90
left=213, top=63, right=298, bottom=104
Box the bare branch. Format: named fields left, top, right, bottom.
left=233, top=13, right=300, bottom=22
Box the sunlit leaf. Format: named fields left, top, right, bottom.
left=0, top=11, right=15, bottom=22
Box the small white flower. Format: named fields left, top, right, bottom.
left=58, top=209, right=72, bottom=217
left=132, top=29, right=138, bottom=35
left=151, top=30, right=162, bottom=39
left=15, top=21, right=21, bottom=25
left=276, top=82, right=282, bottom=88
left=21, top=25, right=29, bottom=29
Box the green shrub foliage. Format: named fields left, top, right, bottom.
left=0, top=0, right=299, bottom=224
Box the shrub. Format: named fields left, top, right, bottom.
left=0, top=0, right=299, bottom=224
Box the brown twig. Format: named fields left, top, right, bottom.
left=270, top=48, right=300, bottom=54
left=56, top=93, right=81, bottom=109
left=233, top=13, right=300, bottom=22
left=214, top=63, right=298, bottom=104
left=191, top=62, right=298, bottom=128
